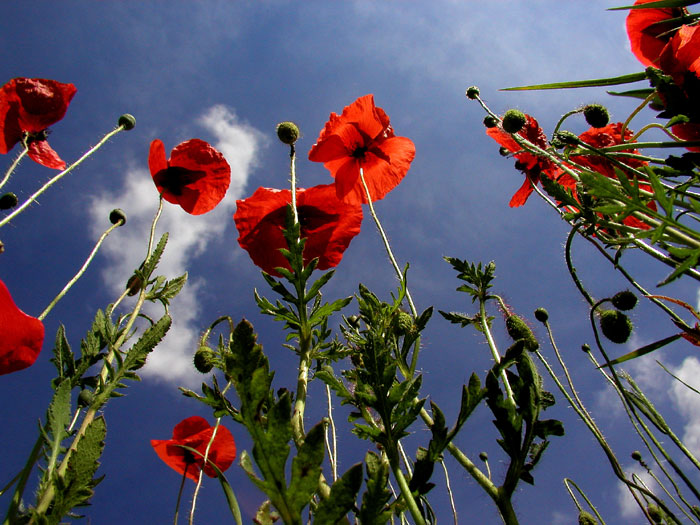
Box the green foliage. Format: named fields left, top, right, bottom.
left=312, top=463, right=363, bottom=524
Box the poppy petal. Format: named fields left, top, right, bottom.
left=9, top=78, right=77, bottom=133
left=626, top=0, right=684, bottom=67
left=509, top=178, right=535, bottom=208
left=0, top=279, right=45, bottom=376
left=27, top=140, right=66, bottom=170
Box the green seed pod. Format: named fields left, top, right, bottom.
left=126, top=273, right=142, bottom=296
left=276, top=121, right=300, bottom=145
left=631, top=450, right=642, bottom=461
left=581, top=343, right=591, bottom=353
left=534, top=307, right=549, bottom=323
left=506, top=314, right=539, bottom=352
left=478, top=451, right=488, bottom=462
left=193, top=346, right=216, bottom=374
left=465, top=86, right=480, bottom=99
left=599, top=310, right=633, bottom=344
left=578, top=510, right=598, bottom=525
left=109, top=208, right=127, bottom=226
left=0, top=193, right=18, bottom=210
left=501, top=109, right=527, bottom=134
left=583, top=104, right=610, bottom=128
left=646, top=504, right=663, bottom=524
left=483, top=115, right=499, bottom=128
left=611, top=290, right=637, bottom=311
left=118, top=113, right=136, bottom=130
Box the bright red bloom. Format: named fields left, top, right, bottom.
left=658, top=24, right=700, bottom=86
left=0, top=279, right=44, bottom=376
left=151, top=416, right=236, bottom=482
left=0, top=78, right=76, bottom=169
left=308, top=94, right=415, bottom=205
left=234, top=184, right=363, bottom=277
left=486, top=114, right=574, bottom=207
left=626, top=0, right=686, bottom=68
left=149, top=139, right=231, bottom=215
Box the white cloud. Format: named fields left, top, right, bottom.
left=669, top=356, right=700, bottom=452
left=89, top=105, right=265, bottom=385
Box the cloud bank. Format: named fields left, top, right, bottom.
left=89, top=105, right=265, bottom=385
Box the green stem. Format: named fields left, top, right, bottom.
left=0, top=124, right=127, bottom=229
left=2, top=434, right=43, bottom=525
left=392, top=463, right=426, bottom=525
left=0, top=146, right=28, bottom=191
left=38, top=217, right=124, bottom=321
left=479, top=299, right=515, bottom=404
left=174, top=466, right=188, bottom=525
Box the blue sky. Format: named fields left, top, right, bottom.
left=1, top=1, right=699, bottom=523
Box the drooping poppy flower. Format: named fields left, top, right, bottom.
left=234, top=184, right=363, bottom=277
left=486, top=114, right=575, bottom=207
left=308, top=94, right=415, bottom=205
left=0, top=78, right=76, bottom=169
left=0, top=279, right=44, bottom=376
left=149, top=138, right=231, bottom=215
left=151, top=416, right=236, bottom=482
left=626, top=0, right=687, bottom=68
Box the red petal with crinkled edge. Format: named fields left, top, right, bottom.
left=149, top=138, right=231, bottom=215
left=0, top=279, right=44, bottom=376
left=151, top=416, right=236, bottom=482
left=626, top=0, right=684, bottom=68
left=234, top=184, right=363, bottom=277
left=27, top=140, right=66, bottom=170
left=309, top=95, right=415, bottom=204
left=659, top=24, right=700, bottom=84
left=8, top=78, right=76, bottom=133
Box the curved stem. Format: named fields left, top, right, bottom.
left=0, top=146, right=28, bottom=191
left=0, top=124, right=127, bottom=229
left=38, top=217, right=124, bottom=321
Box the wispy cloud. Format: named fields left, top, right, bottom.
left=669, top=356, right=700, bottom=451
left=89, top=105, right=265, bottom=385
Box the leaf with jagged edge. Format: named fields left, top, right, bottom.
left=358, top=451, right=393, bottom=524
left=288, top=423, right=325, bottom=515
left=50, top=325, right=75, bottom=386
left=312, top=463, right=363, bottom=524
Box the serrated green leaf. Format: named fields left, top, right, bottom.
left=143, top=232, right=168, bottom=277
left=123, top=314, right=172, bottom=372
left=312, top=463, right=363, bottom=524
left=533, top=419, right=565, bottom=439
left=359, top=451, right=393, bottom=524
left=288, top=423, right=325, bottom=514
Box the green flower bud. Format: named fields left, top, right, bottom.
left=498, top=146, right=510, bottom=157
left=465, top=86, right=480, bottom=99
left=78, top=389, right=94, bottom=407
left=578, top=510, right=598, bottom=525
left=555, top=130, right=580, bottom=146
left=501, top=109, right=527, bottom=134
left=583, top=104, right=609, bottom=128
left=193, top=347, right=216, bottom=374
left=483, top=115, right=499, bottom=128
left=478, top=451, right=488, bottom=462
left=611, top=290, right=637, bottom=311
left=599, top=310, right=633, bottom=344
left=276, top=121, right=300, bottom=145
left=126, top=273, right=142, bottom=296
left=631, top=450, right=642, bottom=461
left=0, top=193, right=18, bottom=210
left=646, top=504, right=663, bottom=524
left=393, top=311, right=414, bottom=335
left=109, top=208, right=127, bottom=226
left=506, top=314, right=539, bottom=351
left=118, top=113, right=136, bottom=130
left=534, top=307, right=549, bottom=323
left=581, top=343, right=591, bottom=353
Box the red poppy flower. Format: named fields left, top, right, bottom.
left=234, top=184, right=363, bottom=277
left=308, top=94, right=415, bottom=205
left=151, top=416, right=236, bottom=482
left=0, top=78, right=76, bottom=169
left=0, top=279, right=44, bottom=376
left=149, top=139, right=231, bottom=215
left=672, top=121, right=700, bottom=152
left=658, top=24, right=700, bottom=86
left=626, top=0, right=686, bottom=68
left=572, top=123, right=648, bottom=178
left=486, top=114, right=574, bottom=207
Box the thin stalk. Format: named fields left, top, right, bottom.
left=621, top=91, right=657, bottom=139
left=38, top=217, right=124, bottom=321
left=189, top=421, right=222, bottom=525
left=3, top=434, right=44, bottom=525
left=479, top=299, right=515, bottom=404
left=440, top=459, right=458, bottom=525
left=0, top=124, right=127, bottom=228
left=324, top=384, right=338, bottom=481
left=174, top=466, right=189, bottom=525
left=563, top=478, right=606, bottom=525
left=0, top=146, right=28, bottom=191
left=358, top=168, right=417, bottom=317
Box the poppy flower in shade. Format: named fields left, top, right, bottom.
left=658, top=24, right=700, bottom=86
left=0, top=78, right=76, bottom=169
left=626, top=0, right=686, bottom=68
left=234, top=184, right=363, bottom=277
left=151, top=416, right=236, bottom=482
left=672, top=121, right=700, bottom=152
left=486, top=114, right=575, bottom=207
left=149, top=139, right=231, bottom=215
left=0, top=279, right=44, bottom=376
left=308, top=94, right=415, bottom=205
left=572, top=123, right=649, bottom=178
